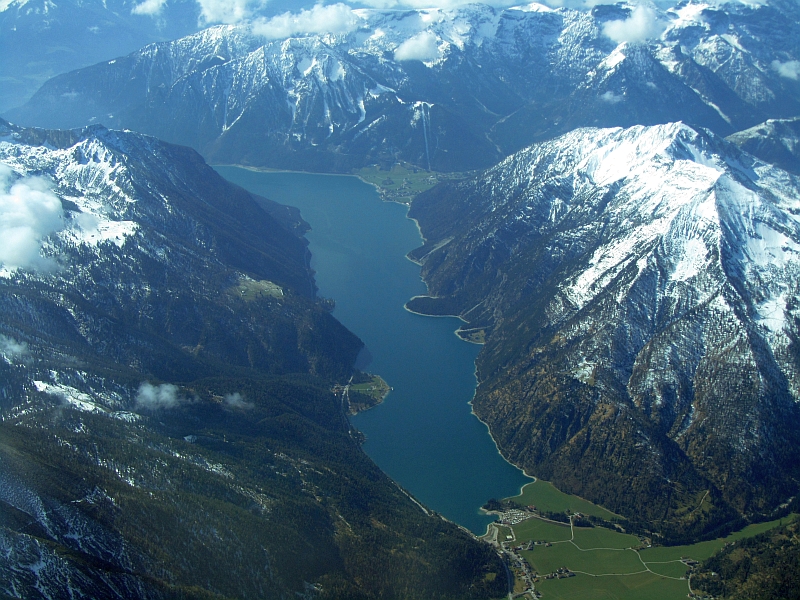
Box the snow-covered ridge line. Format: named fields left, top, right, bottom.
left=408, top=121, right=800, bottom=525
left=476, top=122, right=800, bottom=344
left=12, top=0, right=799, bottom=173
left=0, top=122, right=157, bottom=276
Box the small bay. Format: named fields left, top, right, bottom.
left=215, top=167, right=531, bottom=534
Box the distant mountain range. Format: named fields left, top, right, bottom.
left=0, top=118, right=506, bottom=599
left=0, top=0, right=202, bottom=113
left=0, top=0, right=331, bottom=114
left=6, top=0, right=800, bottom=172
left=406, top=122, right=800, bottom=541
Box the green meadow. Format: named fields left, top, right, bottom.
left=572, top=527, right=639, bottom=550
left=512, top=517, right=572, bottom=543
left=507, top=479, right=618, bottom=519
left=355, top=163, right=473, bottom=203
left=504, top=479, right=797, bottom=599
left=638, top=515, right=798, bottom=563
left=349, top=375, right=391, bottom=402
left=533, top=570, right=691, bottom=600
left=523, top=545, right=644, bottom=576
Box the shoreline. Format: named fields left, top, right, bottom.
left=400, top=185, right=536, bottom=506
left=218, top=162, right=531, bottom=533
left=213, top=163, right=421, bottom=207
left=212, top=163, right=358, bottom=178
left=403, top=296, right=468, bottom=322
left=403, top=301, right=486, bottom=345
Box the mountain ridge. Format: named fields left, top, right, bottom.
left=406, top=121, right=800, bottom=540
left=7, top=1, right=800, bottom=172
left=0, top=118, right=508, bottom=599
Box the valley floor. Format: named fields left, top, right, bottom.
left=483, top=481, right=797, bottom=600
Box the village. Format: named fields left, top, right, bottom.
left=482, top=504, right=583, bottom=598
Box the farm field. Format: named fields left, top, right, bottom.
left=572, top=527, right=639, bottom=550
left=508, top=480, right=618, bottom=519
left=522, top=545, right=644, bottom=576
left=512, top=517, right=572, bottom=543
left=638, top=515, right=798, bottom=563
left=534, top=570, right=690, bottom=600
left=356, top=163, right=472, bottom=204
left=503, top=480, right=798, bottom=599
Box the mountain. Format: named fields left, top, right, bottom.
left=6, top=1, right=800, bottom=172
left=405, top=122, right=800, bottom=541
left=0, top=118, right=507, bottom=599
left=728, top=116, right=800, bottom=175
left=692, top=513, right=800, bottom=599
left=0, top=0, right=203, bottom=113
left=0, top=0, right=328, bottom=114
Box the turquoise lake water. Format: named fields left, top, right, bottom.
left=215, top=167, right=531, bottom=534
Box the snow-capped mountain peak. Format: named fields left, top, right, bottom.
left=406, top=121, right=800, bottom=526
left=10, top=0, right=799, bottom=172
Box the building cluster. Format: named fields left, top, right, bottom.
left=497, top=507, right=537, bottom=526
left=543, top=567, right=575, bottom=580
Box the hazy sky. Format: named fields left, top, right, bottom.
left=130, top=0, right=773, bottom=24
left=126, top=0, right=774, bottom=47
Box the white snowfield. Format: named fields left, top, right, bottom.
left=35, top=1, right=796, bottom=149
left=455, top=122, right=800, bottom=406
left=0, top=132, right=148, bottom=277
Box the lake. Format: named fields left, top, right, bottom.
left=215, top=167, right=531, bottom=534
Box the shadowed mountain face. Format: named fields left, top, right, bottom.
left=406, top=122, right=800, bottom=541
left=0, top=119, right=507, bottom=599
left=0, top=0, right=324, bottom=113
left=6, top=1, right=800, bottom=172
left=0, top=0, right=202, bottom=113
left=728, top=117, right=800, bottom=175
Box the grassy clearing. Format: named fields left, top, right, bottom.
left=572, top=527, right=640, bottom=550
left=349, top=375, right=390, bottom=402
left=507, top=480, right=618, bottom=520
left=513, top=517, right=572, bottom=543
left=534, top=571, right=689, bottom=600
left=229, top=277, right=283, bottom=301
left=643, top=561, right=689, bottom=579
left=523, top=545, right=644, bottom=577
left=496, top=524, right=513, bottom=542
left=355, top=163, right=472, bottom=204
left=638, top=515, right=797, bottom=563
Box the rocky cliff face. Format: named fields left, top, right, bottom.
left=7, top=1, right=800, bottom=172
left=0, top=119, right=507, bottom=599
left=407, top=122, right=800, bottom=540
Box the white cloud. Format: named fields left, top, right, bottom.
left=0, top=334, right=27, bottom=362
left=772, top=59, right=800, bottom=80
left=131, top=0, right=168, bottom=16
left=599, top=90, right=624, bottom=103
left=358, top=0, right=516, bottom=7
left=602, top=6, right=667, bottom=44
left=252, top=3, right=360, bottom=39
left=136, top=382, right=183, bottom=409
left=394, top=31, right=441, bottom=62
left=196, top=0, right=265, bottom=24
left=355, top=0, right=398, bottom=6
left=534, top=0, right=602, bottom=7
left=224, top=392, right=253, bottom=409
left=537, top=0, right=764, bottom=8
left=0, top=164, right=63, bottom=274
